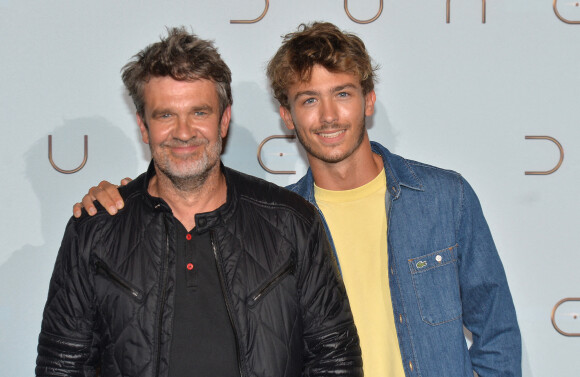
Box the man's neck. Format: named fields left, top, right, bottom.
left=309, top=136, right=383, bottom=191
left=148, top=164, right=227, bottom=231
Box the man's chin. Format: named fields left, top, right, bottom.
left=166, top=167, right=207, bottom=180
left=304, top=145, right=350, bottom=164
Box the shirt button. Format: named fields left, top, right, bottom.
left=436, top=254, right=442, bottom=263
left=186, top=263, right=194, bottom=270
left=399, top=314, right=403, bottom=323
left=409, top=361, right=414, bottom=371
left=186, top=234, right=192, bottom=241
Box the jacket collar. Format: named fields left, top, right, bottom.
left=370, top=141, right=423, bottom=199
left=293, top=141, right=423, bottom=202
left=194, top=164, right=237, bottom=233
left=141, top=160, right=237, bottom=233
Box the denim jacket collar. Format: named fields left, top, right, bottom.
left=369, top=141, right=423, bottom=199
left=291, top=141, right=423, bottom=202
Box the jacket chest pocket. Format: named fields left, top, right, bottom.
left=408, top=245, right=461, bottom=325
left=248, top=261, right=295, bottom=308
left=94, top=258, right=144, bottom=303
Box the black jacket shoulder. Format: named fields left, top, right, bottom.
left=223, top=167, right=319, bottom=223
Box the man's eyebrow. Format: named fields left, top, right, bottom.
left=151, top=108, right=173, bottom=117
left=293, top=90, right=319, bottom=102
left=151, top=105, right=214, bottom=117
left=293, top=83, right=359, bottom=102
left=331, top=83, right=357, bottom=93
left=191, top=105, right=213, bottom=113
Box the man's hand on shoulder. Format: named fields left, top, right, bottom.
left=72, top=178, right=132, bottom=218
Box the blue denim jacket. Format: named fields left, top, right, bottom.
left=287, top=141, right=521, bottom=377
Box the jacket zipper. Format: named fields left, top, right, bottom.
left=251, top=262, right=294, bottom=303
left=210, top=230, right=245, bottom=377
left=154, top=218, right=171, bottom=377
left=94, top=259, right=143, bottom=301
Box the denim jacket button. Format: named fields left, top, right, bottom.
left=436, top=254, right=442, bottom=263
left=409, top=361, right=414, bottom=371
left=399, top=314, right=403, bottom=323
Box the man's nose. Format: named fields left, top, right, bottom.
left=320, top=100, right=338, bottom=124
left=174, top=116, right=198, bottom=140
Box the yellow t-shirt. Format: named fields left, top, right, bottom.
left=314, top=168, right=405, bottom=377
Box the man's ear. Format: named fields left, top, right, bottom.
left=219, top=105, right=231, bottom=138
left=364, top=90, right=376, bottom=117
left=279, top=106, right=295, bottom=131
left=136, top=113, right=150, bottom=144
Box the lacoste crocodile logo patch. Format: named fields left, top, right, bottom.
left=416, top=260, right=428, bottom=269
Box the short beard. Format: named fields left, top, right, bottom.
left=294, top=118, right=366, bottom=164
left=153, top=133, right=223, bottom=193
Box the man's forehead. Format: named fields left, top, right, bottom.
left=143, top=77, right=217, bottom=99
left=141, top=76, right=219, bottom=113
left=288, top=68, right=361, bottom=93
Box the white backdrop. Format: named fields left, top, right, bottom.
left=1, top=1, right=579, bottom=375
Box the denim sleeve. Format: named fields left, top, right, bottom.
left=456, top=177, right=522, bottom=377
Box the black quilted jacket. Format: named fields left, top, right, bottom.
left=36, top=163, right=362, bottom=377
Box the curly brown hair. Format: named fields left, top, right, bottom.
left=121, top=26, right=232, bottom=123
left=267, top=22, right=377, bottom=109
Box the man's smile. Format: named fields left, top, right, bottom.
left=317, top=129, right=346, bottom=139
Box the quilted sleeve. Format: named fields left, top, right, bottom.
left=36, top=217, right=99, bottom=377
left=298, top=216, right=363, bottom=376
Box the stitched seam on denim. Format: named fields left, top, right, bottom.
left=456, top=177, right=466, bottom=247
left=410, top=259, right=456, bottom=273
left=371, top=143, right=401, bottom=195
left=401, top=158, right=423, bottom=189
left=412, top=265, right=462, bottom=327
left=410, top=256, right=462, bottom=326
left=386, top=202, right=422, bottom=376
left=406, top=160, right=462, bottom=176
left=408, top=245, right=459, bottom=274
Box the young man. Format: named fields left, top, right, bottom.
left=38, top=27, right=362, bottom=377
left=76, top=23, right=521, bottom=376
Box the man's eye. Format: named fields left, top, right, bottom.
left=304, top=98, right=316, bottom=105
left=160, top=113, right=172, bottom=119
left=337, top=92, right=349, bottom=98
left=195, top=111, right=207, bottom=116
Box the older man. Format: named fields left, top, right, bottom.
left=37, top=27, right=362, bottom=377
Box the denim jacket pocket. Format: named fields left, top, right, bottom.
left=408, top=245, right=461, bottom=325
